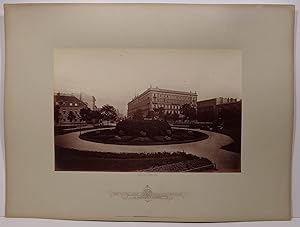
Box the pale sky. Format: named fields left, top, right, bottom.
left=54, top=48, right=242, bottom=115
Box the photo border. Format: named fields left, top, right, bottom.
left=4, top=3, right=294, bottom=221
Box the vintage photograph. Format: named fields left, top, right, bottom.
left=54, top=49, right=242, bottom=172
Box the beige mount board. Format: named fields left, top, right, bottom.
left=4, top=4, right=294, bottom=222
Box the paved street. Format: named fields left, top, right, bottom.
left=55, top=128, right=240, bottom=172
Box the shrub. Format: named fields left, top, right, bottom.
left=116, top=120, right=171, bottom=136
left=164, top=136, right=172, bottom=141
left=131, top=137, right=153, bottom=142
left=140, top=130, right=147, bottom=137
left=118, top=130, right=125, bottom=136
left=153, top=136, right=165, bottom=142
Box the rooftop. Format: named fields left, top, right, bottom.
left=129, top=87, right=197, bottom=104
left=54, top=93, right=87, bottom=108
left=197, top=97, right=241, bottom=105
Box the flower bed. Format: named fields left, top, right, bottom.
left=79, top=120, right=208, bottom=145
left=55, top=146, right=214, bottom=172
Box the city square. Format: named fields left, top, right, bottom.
left=54, top=48, right=242, bottom=172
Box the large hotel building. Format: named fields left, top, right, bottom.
left=127, top=87, right=197, bottom=118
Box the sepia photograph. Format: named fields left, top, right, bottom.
left=4, top=3, right=295, bottom=222
left=54, top=48, right=242, bottom=172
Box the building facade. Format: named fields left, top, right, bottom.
left=54, top=93, right=88, bottom=124
left=127, top=87, right=197, bottom=118
left=197, top=97, right=240, bottom=123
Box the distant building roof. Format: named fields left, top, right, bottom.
left=129, top=87, right=197, bottom=104
left=197, top=97, right=240, bottom=106
left=149, top=87, right=197, bottom=96
left=54, top=94, right=87, bottom=108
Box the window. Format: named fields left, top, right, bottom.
left=69, top=103, right=73, bottom=106
left=75, top=103, right=78, bottom=106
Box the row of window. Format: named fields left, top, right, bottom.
left=56, top=101, right=79, bottom=106
left=164, top=110, right=180, bottom=114
left=153, top=98, right=196, bottom=104
left=61, top=110, right=79, bottom=115
left=153, top=96, right=195, bottom=101
left=153, top=104, right=180, bottom=109
left=153, top=93, right=196, bottom=100
left=131, top=93, right=196, bottom=106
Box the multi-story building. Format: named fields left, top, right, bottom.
left=54, top=93, right=88, bottom=124
left=127, top=87, right=197, bottom=118
left=197, top=97, right=240, bottom=123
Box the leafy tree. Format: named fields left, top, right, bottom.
left=54, top=104, right=61, bottom=124
left=146, top=110, right=155, bottom=119
left=133, top=109, right=144, bottom=120
left=88, top=110, right=102, bottom=125
left=100, top=104, right=117, bottom=122
left=180, top=104, right=197, bottom=121
left=67, top=111, right=76, bottom=122
left=171, top=112, right=179, bottom=122
left=153, top=107, right=165, bottom=120
left=79, top=107, right=91, bottom=122
left=164, top=112, right=173, bottom=121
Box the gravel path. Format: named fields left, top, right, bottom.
left=55, top=128, right=240, bottom=172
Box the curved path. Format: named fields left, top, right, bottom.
left=55, top=128, right=240, bottom=172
